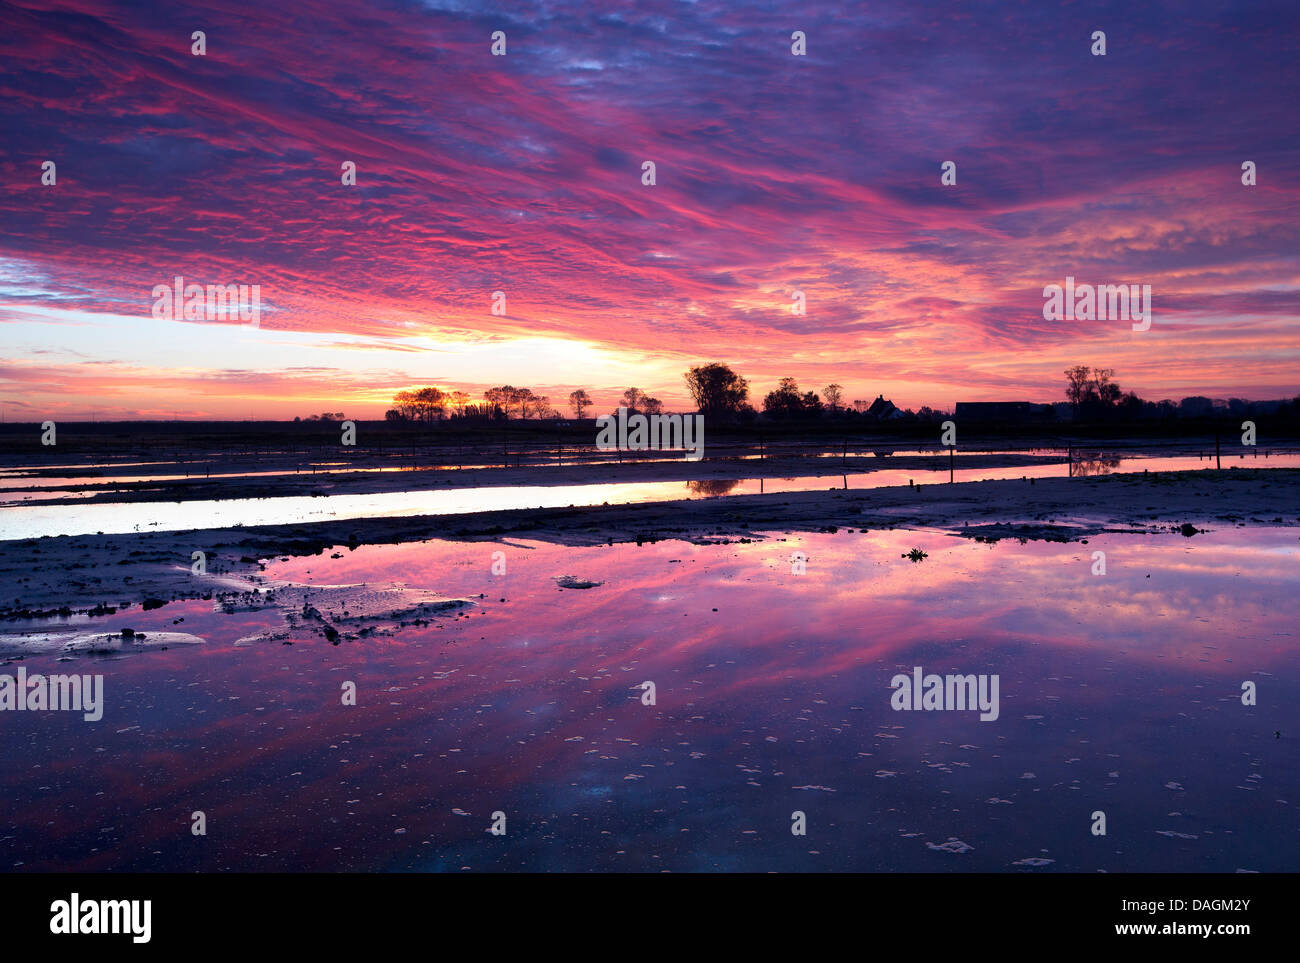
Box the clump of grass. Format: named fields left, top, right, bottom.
left=902, top=548, right=928, bottom=562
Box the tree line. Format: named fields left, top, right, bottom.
left=382, top=363, right=1297, bottom=426
left=385, top=364, right=926, bottom=425
left=1063, top=366, right=1300, bottom=421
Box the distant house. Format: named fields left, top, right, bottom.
left=867, top=395, right=904, bottom=420
left=954, top=401, right=1054, bottom=423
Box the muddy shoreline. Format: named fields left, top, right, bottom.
left=2, top=467, right=1295, bottom=621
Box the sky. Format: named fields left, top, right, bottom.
left=1, top=0, right=1298, bottom=420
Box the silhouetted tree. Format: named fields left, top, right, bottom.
left=1064, top=366, right=1127, bottom=418
left=1064, top=365, right=1090, bottom=412
left=484, top=386, right=531, bottom=419
left=621, top=387, right=646, bottom=412
left=685, top=362, right=749, bottom=419
left=763, top=377, right=821, bottom=419
left=448, top=391, right=472, bottom=417
left=484, top=387, right=509, bottom=418
left=823, top=384, right=843, bottom=414
left=568, top=389, right=592, bottom=419
left=393, top=387, right=444, bottom=422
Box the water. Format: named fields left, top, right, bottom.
left=3, top=451, right=1296, bottom=540
left=1, top=526, right=1294, bottom=871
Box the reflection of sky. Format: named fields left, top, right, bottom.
left=5, top=454, right=1300, bottom=536
left=0, top=528, right=1295, bottom=871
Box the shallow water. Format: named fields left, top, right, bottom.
left=2, top=451, right=1297, bottom=540
left=0, top=526, right=1294, bottom=871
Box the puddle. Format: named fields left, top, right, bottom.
left=4, top=452, right=1298, bottom=540
left=0, top=526, right=1294, bottom=871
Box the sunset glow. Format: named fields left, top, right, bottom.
left=2, top=0, right=1297, bottom=419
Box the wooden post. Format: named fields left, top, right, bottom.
left=949, top=446, right=954, bottom=483
left=1216, top=431, right=1221, bottom=470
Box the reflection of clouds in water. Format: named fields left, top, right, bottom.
left=4, top=526, right=1297, bottom=872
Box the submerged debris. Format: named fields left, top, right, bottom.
left=211, top=577, right=474, bottom=646
left=926, top=837, right=974, bottom=854
left=553, top=575, right=604, bottom=590
left=0, top=630, right=204, bottom=657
